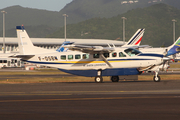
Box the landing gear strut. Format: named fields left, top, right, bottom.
left=111, top=76, right=119, bottom=82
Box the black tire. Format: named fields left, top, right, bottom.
left=153, top=75, right=161, bottom=82
left=111, top=76, right=119, bottom=82
left=95, top=76, right=103, bottom=83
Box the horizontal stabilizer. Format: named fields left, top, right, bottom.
left=10, top=55, right=35, bottom=59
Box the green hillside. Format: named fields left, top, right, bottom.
left=4, top=25, right=58, bottom=38
left=0, top=0, right=180, bottom=32
left=48, top=3, right=180, bottom=47
left=0, top=5, right=60, bottom=30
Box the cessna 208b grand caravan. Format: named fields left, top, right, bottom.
left=12, top=26, right=170, bottom=83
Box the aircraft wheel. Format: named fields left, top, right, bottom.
left=153, top=75, right=161, bottom=82
left=95, top=76, right=103, bottom=83
left=111, top=76, right=119, bottom=82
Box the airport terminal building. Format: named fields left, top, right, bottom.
left=0, top=37, right=124, bottom=53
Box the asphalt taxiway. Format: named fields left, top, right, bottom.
left=0, top=79, right=180, bottom=120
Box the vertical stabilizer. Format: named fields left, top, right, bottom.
left=56, top=41, right=74, bottom=52
left=166, top=37, right=180, bottom=56
left=16, top=26, right=35, bottom=55
left=123, top=28, right=145, bottom=47
left=16, top=26, right=55, bottom=55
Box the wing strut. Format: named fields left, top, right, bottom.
left=100, top=53, right=113, bottom=68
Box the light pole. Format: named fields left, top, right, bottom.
left=122, top=17, right=127, bottom=44
left=1, top=11, right=7, bottom=53
left=172, top=19, right=177, bottom=43
left=63, top=14, right=68, bottom=42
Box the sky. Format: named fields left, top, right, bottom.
left=0, top=0, right=73, bottom=11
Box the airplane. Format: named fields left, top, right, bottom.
left=138, top=37, right=180, bottom=71
left=12, top=26, right=170, bottom=83
left=57, top=28, right=146, bottom=52
left=139, top=37, right=180, bottom=57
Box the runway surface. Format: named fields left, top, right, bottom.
left=0, top=79, right=180, bottom=120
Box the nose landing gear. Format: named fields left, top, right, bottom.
left=153, top=71, right=161, bottom=82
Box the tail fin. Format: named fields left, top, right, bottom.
left=16, top=26, right=55, bottom=55
left=166, top=37, right=180, bottom=56
left=123, top=28, right=145, bottom=47
left=16, top=26, right=34, bottom=55
left=56, top=41, right=74, bottom=52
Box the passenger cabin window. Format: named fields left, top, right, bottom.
left=48, top=56, right=51, bottom=61
left=75, top=54, right=81, bottom=59
left=112, top=52, right=117, bottom=57
left=83, top=54, right=89, bottom=59
left=119, top=52, right=126, bottom=57
left=54, top=56, right=58, bottom=60
left=45, top=56, right=48, bottom=61
left=38, top=57, right=41, bottom=61
left=61, top=55, right=66, bottom=60
left=93, top=54, right=99, bottom=58
left=124, top=48, right=141, bottom=57
left=103, top=53, right=109, bottom=58
left=68, top=55, right=73, bottom=60
left=51, top=56, right=54, bottom=61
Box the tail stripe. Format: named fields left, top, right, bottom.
left=135, top=36, right=143, bottom=45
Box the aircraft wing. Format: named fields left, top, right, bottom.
left=64, top=44, right=115, bottom=68
left=64, top=44, right=115, bottom=53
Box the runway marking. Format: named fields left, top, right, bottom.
left=0, top=96, right=178, bottom=103
left=0, top=89, right=180, bottom=96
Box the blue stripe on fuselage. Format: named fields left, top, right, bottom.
left=138, top=53, right=164, bottom=58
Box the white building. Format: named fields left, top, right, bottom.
left=0, top=37, right=124, bottom=53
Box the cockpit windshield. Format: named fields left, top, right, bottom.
left=124, top=48, right=141, bottom=57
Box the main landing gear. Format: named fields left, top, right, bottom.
left=95, top=69, right=103, bottom=83
left=111, top=76, right=119, bottom=82
left=95, top=69, right=120, bottom=83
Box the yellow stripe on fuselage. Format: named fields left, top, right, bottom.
left=53, top=60, right=130, bottom=64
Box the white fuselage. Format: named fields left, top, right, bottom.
left=139, top=48, right=167, bottom=55
left=24, top=47, right=163, bottom=71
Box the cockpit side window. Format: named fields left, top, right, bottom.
left=124, top=48, right=141, bottom=57
left=119, top=52, right=126, bottom=57
left=83, top=54, right=89, bottom=59
left=93, top=54, right=99, bottom=58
